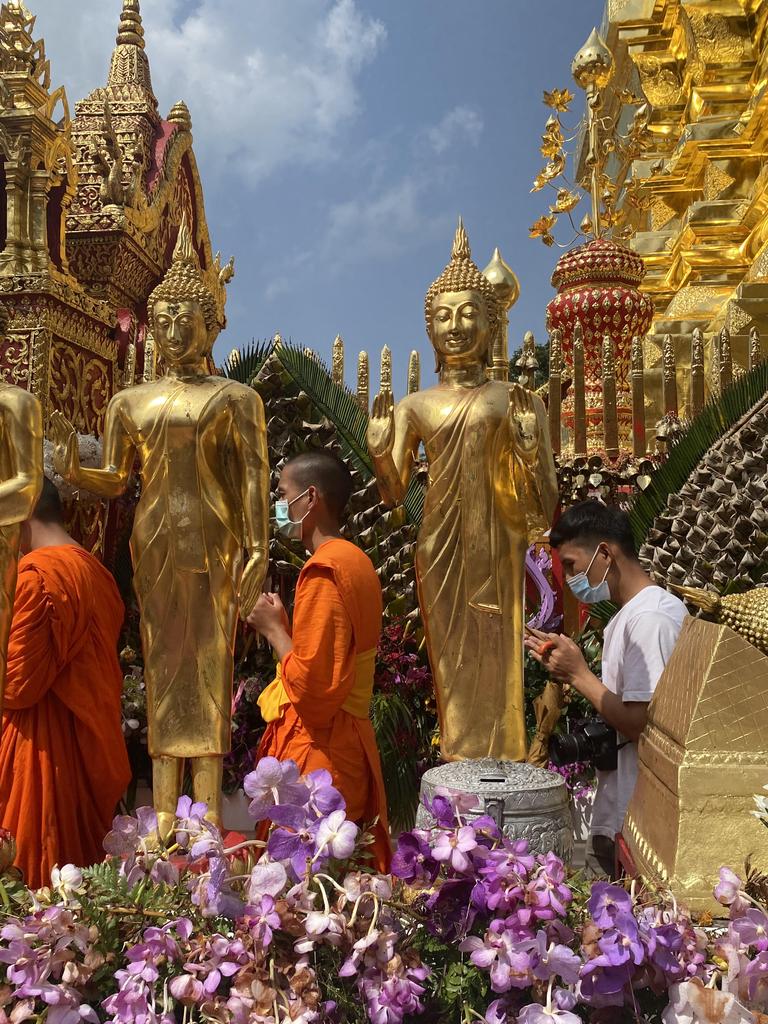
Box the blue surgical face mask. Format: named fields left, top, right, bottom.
left=274, top=488, right=310, bottom=540
left=567, top=546, right=611, bottom=604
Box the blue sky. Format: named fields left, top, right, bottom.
left=35, top=0, right=606, bottom=393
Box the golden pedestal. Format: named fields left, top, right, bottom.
left=624, top=617, right=768, bottom=914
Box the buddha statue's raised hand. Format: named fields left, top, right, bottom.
left=367, top=391, right=396, bottom=459
left=508, top=385, right=539, bottom=464
left=50, top=410, right=81, bottom=481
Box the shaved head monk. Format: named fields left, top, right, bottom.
left=0, top=478, right=130, bottom=888
left=247, top=451, right=391, bottom=871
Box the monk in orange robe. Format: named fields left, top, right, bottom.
left=0, top=478, right=131, bottom=888
left=248, top=451, right=390, bottom=872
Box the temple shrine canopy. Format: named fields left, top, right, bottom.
left=0, top=0, right=223, bottom=436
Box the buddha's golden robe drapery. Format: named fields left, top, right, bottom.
left=107, top=376, right=267, bottom=758
left=416, top=382, right=555, bottom=762
left=0, top=384, right=42, bottom=719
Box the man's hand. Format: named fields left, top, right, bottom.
left=525, top=626, right=590, bottom=685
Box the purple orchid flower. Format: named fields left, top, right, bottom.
left=314, top=810, right=359, bottom=861
left=391, top=833, right=439, bottom=885
left=245, top=896, right=281, bottom=948
left=432, top=825, right=478, bottom=873
left=243, top=757, right=309, bottom=822
left=731, top=907, right=768, bottom=952
left=587, top=882, right=632, bottom=929
left=268, top=823, right=319, bottom=880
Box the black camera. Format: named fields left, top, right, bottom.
left=548, top=718, right=619, bottom=772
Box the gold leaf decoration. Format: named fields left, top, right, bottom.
left=550, top=188, right=581, bottom=214
left=530, top=152, right=566, bottom=192
left=529, top=214, right=557, bottom=246
left=543, top=88, right=574, bottom=112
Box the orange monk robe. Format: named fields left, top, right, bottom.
left=0, top=546, right=131, bottom=889
left=256, top=538, right=391, bottom=872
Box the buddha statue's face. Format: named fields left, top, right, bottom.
left=153, top=299, right=211, bottom=367
left=430, top=290, right=490, bottom=368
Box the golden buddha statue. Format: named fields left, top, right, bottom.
left=367, top=221, right=558, bottom=762
left=51, top=219, right=270, bottom=833
left=0, top=309, right=43, bottom=722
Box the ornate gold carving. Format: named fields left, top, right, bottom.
left=49, top=340, right=111, bottom=436
left=0, top=331, right=30, bottom=387
left=356, top=351, right=369, bottom=412
left=703, top=162, right=734, bottom=202
left=665, top=285, right=720, bottom=318
left=687, top=10, right=748, bottom=65
left=634, top=54, right=683, bottom=107
left=727, top=301, right=752, bottom=333
left=650, top=196, right=676, bottom=232
left=331, top=334, right=344, bottom=387
left=379, top=344, right=392, bottom=395
left=407, top=350, right=420, bottom=395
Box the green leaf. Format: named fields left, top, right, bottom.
left=221, top=340, right=274, bottom=385
left=370, top=690, right=430, bottom=832
left=275, top=343, right=426, bottom=527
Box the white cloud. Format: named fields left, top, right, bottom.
left=428, top=105, right=484, bottom=155
left=30, top=0, right=386, bottom=183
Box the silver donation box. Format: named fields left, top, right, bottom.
left=415, top=759, right=573, bottom=863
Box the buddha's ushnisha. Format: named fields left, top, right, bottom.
left=52, top=217, right=270, bottom=834
left=367, top=220, right=558, bottom=761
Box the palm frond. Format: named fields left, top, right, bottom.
left=630, top=360, right=768, bottom=548
left=276, top=343, right=373, bottom=479
left=276, top=343, right=426, bottom=527
left=221, top=340, right=274, bottom=385
left=370, top=690, right=427, bottom=832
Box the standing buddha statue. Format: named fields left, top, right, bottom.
left=367, top=221, right=558, bottom=762
left=0, top=303, right=43, bottom=722
left=51, top=219, right=270, bottom=834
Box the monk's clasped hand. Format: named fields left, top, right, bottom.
left=246, top=592, right=289, bottom=639
left=524, top=626, right=588, bottom=685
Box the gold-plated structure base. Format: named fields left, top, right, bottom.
left=624, top=617, right=768, bottom=914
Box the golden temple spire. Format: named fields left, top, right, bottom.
left=107, top=0, right=156, bottom=107
left=116, top=0, right=145, bottom=49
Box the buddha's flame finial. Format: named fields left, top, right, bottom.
left=172, top=212, right=197, bottom=267
left=451, top=217, right=471, bottom=262
left=117, top=0, right=145, bottom=50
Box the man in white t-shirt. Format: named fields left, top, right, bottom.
left=525, top=500, right=687, bottom=878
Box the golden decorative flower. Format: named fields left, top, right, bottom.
left=551, top=188, right=581, bottom=214
left=529, top=214, right=557, bottom=246
left=543, top=88, right=574, bottom=112
left=530, top=153, right=566, bottom=192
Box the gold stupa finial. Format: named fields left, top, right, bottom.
left=117, top=0, right=145, bottom=49
left=167, top=100, right=191, bottom=132
left=482, top=247, right=520, bottom=311
left=572, top=28, right=614, bottom=91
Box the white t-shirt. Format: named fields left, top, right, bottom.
left=590, top=586, right=687, bottom=839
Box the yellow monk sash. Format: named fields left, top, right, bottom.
left=257, top=649, right=377, bottom=724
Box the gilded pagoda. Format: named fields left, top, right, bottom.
left=0, top=0, right=218, bottom=433
left=603, top=0, right=768, bottom=424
